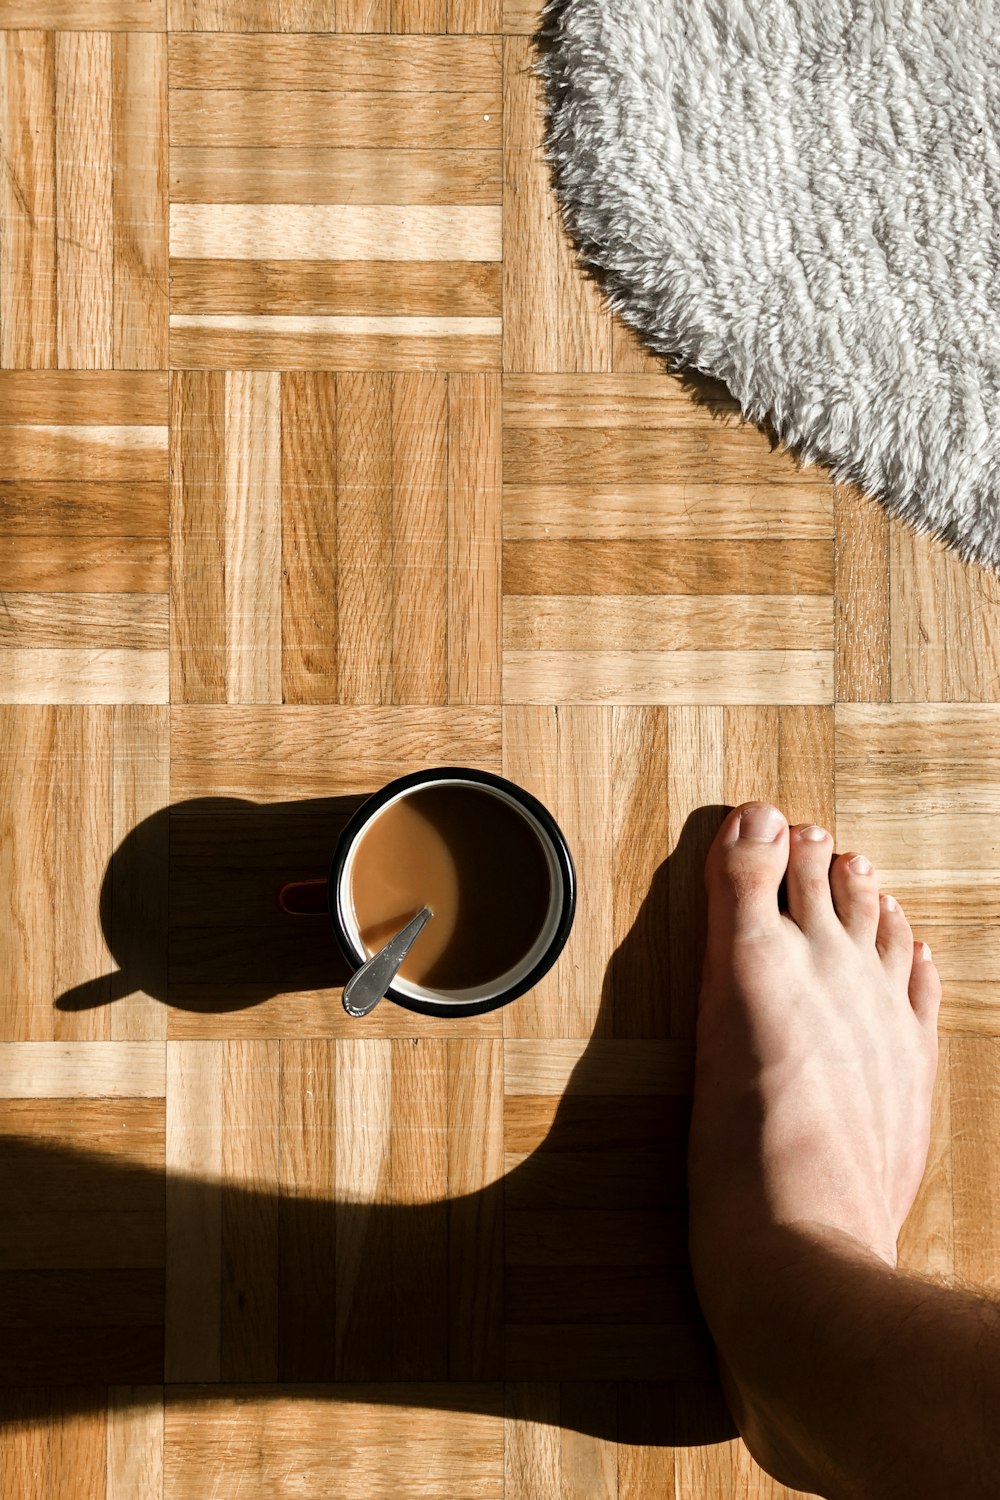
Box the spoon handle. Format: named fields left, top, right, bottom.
left=342, top=905, right=434, bottom=1018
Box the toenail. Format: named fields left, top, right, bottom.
left=849, top=855, right=873, bottom=874
left=798, top=824, right=828, bottom=842
left=881, top=893, right=897, bottom=911
left=920, top=941, right=932, bottom=961
left=739, top=804, right=784, bottom=841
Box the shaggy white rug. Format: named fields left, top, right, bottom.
left=534, top=0, right=1000, bottom=569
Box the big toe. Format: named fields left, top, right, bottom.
left=704, top=803, right=789, bottom=940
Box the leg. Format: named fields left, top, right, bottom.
left=687, top=803, right=1000, bottom=1499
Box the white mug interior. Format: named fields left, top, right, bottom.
left=338, top=777, right=565, bottom=1006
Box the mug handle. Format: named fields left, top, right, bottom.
left=276, top=878, right=329, bottom=916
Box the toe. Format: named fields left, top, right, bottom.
left=908, top=940, right=943, bottom=1032
left=784, top=824, right=836, bottom=933
left=829, top=849, right=882, bottom=942
left=874, top=891, right=914, bottom=982
left=704, top=802, right=789, bottom=939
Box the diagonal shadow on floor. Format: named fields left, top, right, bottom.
left=0, top=804, right=737, bottom=1446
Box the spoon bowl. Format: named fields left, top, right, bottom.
left=342, top=905, right=434, bottom=1018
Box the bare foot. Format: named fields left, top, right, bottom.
left=687, top=803, right=941, bottom=1477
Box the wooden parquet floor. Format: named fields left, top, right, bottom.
left=2, top=3, right=999, bottom=1497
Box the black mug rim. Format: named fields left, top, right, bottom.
left=328, top=766, right=577, bottom=1019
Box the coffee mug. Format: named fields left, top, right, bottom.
left=276, top=766, right=576, bottom=1018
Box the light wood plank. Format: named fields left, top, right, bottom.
left=505, top=1384, right=560, bottom=1500
left=0, top=371, right=168, bottom=424
left=555, top=707, right=612, bottom=1038
left=0, top=32, right=57, bottom=369
left=504, top=1040, right=694, bottom=1096
left=503, top=372, right=743, bottom=427
left=667, top=705, right=724, bottom=1038
left=107, top=1387, right=163, bottom=1500
left=0, top=648, right=168, bottom=704
left=224, top=370, right=281, bottom=704
left=618, top=1384, right=676, bottom=1499
left=505, top=424, right=837, bottom=487
left=163, top=1389, right=505, bottom=1500
left=221, top=1039, right=280, bottom=1380
left=335, top=371, right=393, bottom=703
left=951, top=1039, right=1000, bottom=1290
left=52, top=706, right=112, bottom=1036
left=890, top=516, right=1000, bottom=703
left=505, top=539, right=832, bottom=595
left=448, top=371, right=502, bottom=703
left=167, top=0, right=339, bottom=21
left=450, top=0, right=502, bottom=27
left=448, top=1037, right=504, bottom=1377
left=560, top=1384, right=617, bottom=1500
left=55, top=32, right=112, bottom=370
left=165, top=1040, right=224, bottom=1380
left=504, top=596, right=833, bottom=652
left=0, top=538, right=168, bottom=593
left=503, top=649, right=834, bottom=706
left=0, top=425, right=167, bottom=481
left=0, top=1042, right=164, bottom=1097
left=777, top=705, right=835, bottom=831
left=169, top=90, right=499, bottom=148
left=170, top=205, right=502, bottom=261
left=723, top=704, right=780, bottom=811
left=169, top=704, right=502, bottom=797
left=503, top=483, right=834, bottom=540
left=278, top=1040, right=337, bottom=1380
left=0, top=481, right=167, bottom=535
left=170, top=146, right=501, bottom=204
left=501, top=704, right=559, bottom=1037
left=392, top=371, right=448, bottom=703
left=50, top=1398, right=107, bottom=1500
left=834, top=482, right=890, bottom=701
left=395, top=0, right=448, bottom=30
left=0, top=594, right=168, bottom=650
left=170, top=370, right=226, bottom=702
left=112, top=32, right=168, bottom=370
left=0, top=707, right=57, bottom=1038
left=168, top=324, right=500, bottom=372
left=335, top=1038, right=392, bottom=1379
left=168, top=34, right=499, bottom=90
left=389, top=1036, right=448, bottom=1377
left=110, top=705, right=169, bottom=1040
left=169, top=259, right=499, bottom=315
left=897, top=1037, right=953, bottom=1280
left=502, top=35, right=611, bottom=372
left=501, top=0, right=537, bottom=29
left=0, top=0, right=164, bottom=21
left=609, top=705, right=670, bottom=1037
left=281, top=371, right=339, bottom=703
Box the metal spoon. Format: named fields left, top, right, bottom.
left=342, top=905, right=434, bottom=1018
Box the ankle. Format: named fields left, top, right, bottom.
left=690, top=1218, right=897, bottom=1388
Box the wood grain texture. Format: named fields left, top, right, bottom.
left=502, top=35, right=611, bottom=372
left=170, top=147, right=501, bottom=204
left=54, top=33, right=113, bottom=369
left=0, top=32, right=57, bottom=369
left=3, top=10, right=999, bottom=1496
left=165, top=1040, right=224, bottom=1380
left=890, top=517, right=1000, bottom=702
left=112, top=32, right=168, bottom=370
